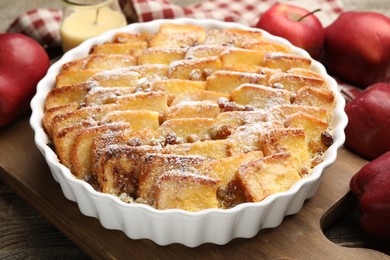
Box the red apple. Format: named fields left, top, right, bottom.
left=344, top=82, right=390, bottom=160
left=350, top=151, right=390, bottom=240
left=255, top=3, right=325, bottom=60
left=323, top=12, right=390, bottom=88
left=0, top=33, right=50, bottom=127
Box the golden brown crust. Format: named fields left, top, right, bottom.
left=235, top=152, right=301, bottom=202
left=138, top=154, right=210, bottom=206
left=42, top=24, right=336, bottom=211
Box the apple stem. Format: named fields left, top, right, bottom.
left=298, top=8, right=321, bottom=22
left=340, top=87, right=355, bottom=103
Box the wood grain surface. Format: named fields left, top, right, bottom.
left=1, top=115, right=388, bottom=259
left=0, top=0, right=389, bottom=259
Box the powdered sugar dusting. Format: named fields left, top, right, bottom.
left=42, top=22, right=336, bottom=211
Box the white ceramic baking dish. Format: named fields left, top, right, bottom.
left=30, top=18, right=347, bottom=247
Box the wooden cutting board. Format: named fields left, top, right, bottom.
left=0, top=116, right=388, bottom=259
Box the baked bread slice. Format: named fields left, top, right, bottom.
left=206, top=70, right=267, bottom=94
left=90, top=41, right=148, bottom=56
left=70, top=123, right=131, bottom=181
left=154, top=171, right=220, bottom=211
left=44, top=83, right=92, bottom=110
left=203, top=28, right=263, bottom=48
left=62, top=54, right=137, bottom=71
left=149, top=23, right=206, bottom=48
left=96, top=144, right=161, bottom=197
left=162, top=100, right=220, bottom=120
left=231, top=83, right=291, bottom=110
left=138, top=48, right=186, bottom=65
left=235, top=152, right=302, bottom=202
left=261, top=52, right=311, bottom=71
left=138, top=154, right=210, bottom=206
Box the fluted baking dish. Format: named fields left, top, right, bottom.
left=30, top=18, right=348, bottom=247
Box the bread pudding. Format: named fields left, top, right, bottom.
left=42, top=23, right=336, bottom=212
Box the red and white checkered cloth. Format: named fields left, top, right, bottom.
left=6, top=0, right=343, bottom=48
left=6, top=8, right=62, bottom=47
left=121, top=0, right=343, bottom=26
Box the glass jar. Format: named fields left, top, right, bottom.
left=60, top=0, right=127, bottom=52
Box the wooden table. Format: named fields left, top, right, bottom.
left=1, top=1, right=389, bottom=259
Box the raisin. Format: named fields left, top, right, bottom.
left=165, top=132, right=182, bottom=146
left=214, top=125, right=232, bottom=139
left=321, top=132, right=334, bottom=147
left=187, top=134, right=199, bottom=143
left=128, top=138, right=142, bottom=146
